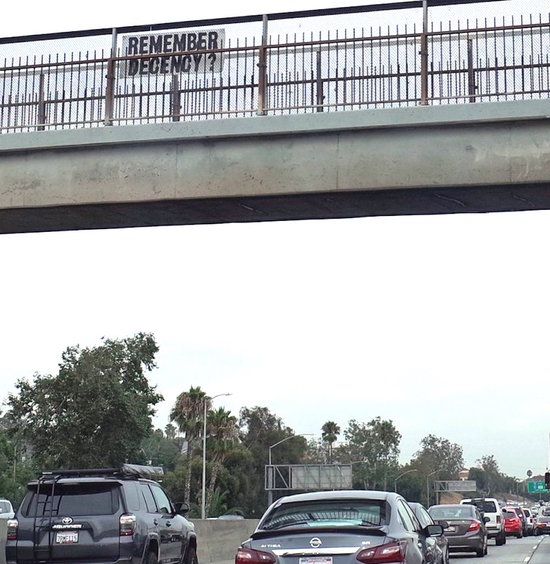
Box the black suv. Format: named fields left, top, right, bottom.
left=6, top=464, right=197, bottom=564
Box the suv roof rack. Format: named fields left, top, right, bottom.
left=38, top=463, right=164, bottom=480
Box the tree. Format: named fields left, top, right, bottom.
left=170, top=386, right=208, bottom=503
left=413, top=434, right=464, bottom=479
left=321, top=421, right=340, bottom=463
left=6, top=333, right=162, bottom=469
left=239, top=406, right=305, bottom=516
left=340, top=417, right=401, bottom=490
left=140, top=428, right=180, bottom=471
left=205, top=407, right=239, bottom=516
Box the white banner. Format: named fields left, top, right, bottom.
left=120, top=29, right=225, bottom=77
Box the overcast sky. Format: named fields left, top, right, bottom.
left=1, top=0, right=549, bottom=481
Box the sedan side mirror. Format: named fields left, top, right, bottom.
left=426, top=524, right=444, bottom=537
left=483, top=516, right=490, bottom=523
left=174, top=501, right=190, bottom=515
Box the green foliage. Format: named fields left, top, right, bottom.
left=339, top=417, right=401, bottom=489
left=413, top=434, right=464, bottom=479
left=140, top=428, right=180, bottom=471
left=321, top=421, right=340, bottom=463
left=5, top=333, right=162, bottom=469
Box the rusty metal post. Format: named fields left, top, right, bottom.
left=467, top=38, right=476, bottom=103
left=171, top=74, right=181, bottom=121
left=420, top=0, right=429, bottom=105
left=257, top=15, right=268, bottom=116
left=104, top=27, right=117, bottom=126
left=316, top=50, right=324, bottom=112
left=37, top=73, right=46, bottom=131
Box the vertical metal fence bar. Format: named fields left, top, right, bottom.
left=171, top=74, right=181, bottom=121
left=420, top=0, right=429, bottom=104
left=257, top=15, right=268, bottom=116
left=104, top=28, right=117, bottom=125
left=467, top=38, right=475, bottom=102
left=38, top=73, right=46, bottom=130
left=316, top=49, right=324, bottom=111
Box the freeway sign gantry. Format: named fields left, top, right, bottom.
left=527, top=480, right=548, bottom=493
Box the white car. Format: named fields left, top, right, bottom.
left=0, top=499, right=14, bottom=519
left=460, top=497, right=506, bottom=545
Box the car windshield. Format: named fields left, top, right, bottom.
left=429, top=506, right=473, bottom=519
left=0, top=500, right=12, bottom=513
left=23, top=482, right=120, bottom=517
left=503, top=511, right=516, bottom=518
left=260, top=499, right=387, bottom=530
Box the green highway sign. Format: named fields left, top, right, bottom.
left=527, top=480, right=548, bottom=493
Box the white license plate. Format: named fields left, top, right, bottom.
left=446, top=526, right=456, bottom=532
left=300, top=558, right=332, bottom=564
left=56, top=531, right=78, bottom=544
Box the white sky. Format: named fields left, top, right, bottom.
left=1, top=0, right=549, bottom=481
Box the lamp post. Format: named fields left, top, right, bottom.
left=426, top=470, right=438, bottom=507
left=202, top=392, right=231, bottom=520
left=267, top=434, right=313, bottom=506
left=394, top=469, right=418, bottom=493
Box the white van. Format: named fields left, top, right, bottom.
left=460, top=497, right=506, bottom=545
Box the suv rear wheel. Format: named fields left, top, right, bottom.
left=185, top=545, right=198, bottom=564
left=146, top=551, right=159, bottom=564
left=495, top=530, right=506, bottom=546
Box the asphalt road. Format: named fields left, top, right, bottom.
left=448, top=535, right=549, bottom=563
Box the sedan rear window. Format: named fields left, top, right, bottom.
left=23, top=482, right=120, bottom=516
left=259, top=499, right=387, bottom=530
left=429, top=506, right=474, bottom=519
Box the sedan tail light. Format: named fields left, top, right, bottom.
left=235, top=547, right=277, bottom=564
left=468, top=521, right=481, bottom=532
left=7, top=519, right=18, bottom=541
left=356, top=540, right=407, bottom=563
left=119, top=513, right=137, bottom=536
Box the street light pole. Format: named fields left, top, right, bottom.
left=426, top=470, right=438, bottom=507
left=267, top=434, right=313, bottom=507
left=201, top=392, right=231, bottom=520
left=394, top=469, right=418, bottom=493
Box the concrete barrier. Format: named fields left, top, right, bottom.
left=0, top=517, right=255, bottom=564
left=0, top=519, right=6, bottom=564
left=195, top=519, right=259, bottom=564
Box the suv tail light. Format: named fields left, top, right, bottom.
left=119, top=514, right=137, bottom=536
left=496, top=515, right=501, bottom=524
left=468, top=521, right=481, bottom=532
left=235, top=547, right=276, bottom=564
left=7, top=519, right=18, bottom=541
left=356, top=540, right=407, bottom=563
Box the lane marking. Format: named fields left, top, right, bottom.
left=524, top=535, right=545, bottom=563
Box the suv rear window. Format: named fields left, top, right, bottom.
left=23, top=482, right=120, bottom=517
left=465, top=500, right=497, bottom=513
left=0, top=500, right=12, bottom=513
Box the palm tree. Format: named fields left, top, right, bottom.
left=170, top=386, right=209, bottom=503
left=321, top=421, right=340, bottom=463
left=205, top=407, right=238, bottom=516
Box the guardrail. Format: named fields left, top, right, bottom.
left=0, top=0, right=548, bottom=133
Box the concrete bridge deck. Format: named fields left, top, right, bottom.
left=1, top=99, right=550, bottom=233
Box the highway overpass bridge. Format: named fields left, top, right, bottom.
left=2, top=99, right=550, bottom=234
left=1, top=0, right=549, bottom=233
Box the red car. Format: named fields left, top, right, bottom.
left=503, top=508, right=523, bottom=538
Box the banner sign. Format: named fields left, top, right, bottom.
left=121, top=29, right=225, bottom=77
left=441, top=480, right=477, bottom=492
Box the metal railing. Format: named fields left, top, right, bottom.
left=0, top=0, right=548, bottom=133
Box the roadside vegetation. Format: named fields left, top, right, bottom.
left=0, top=332, right=544, bottom=516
